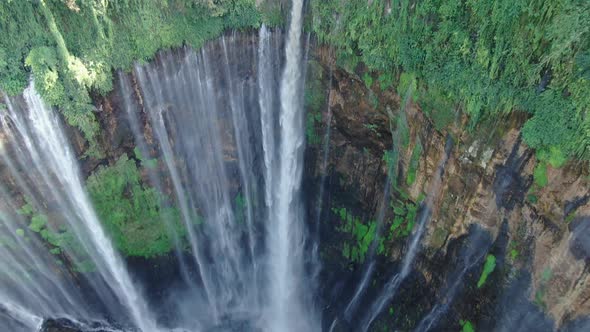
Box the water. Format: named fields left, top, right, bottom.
left=0, top=302, right=43, bottom=331
left=117, top=72, right=195, bottom=288
left=341, top=88, right=413, bottom=323
left=360, top=135, right=454, bottom=332
left=132, top=42, right=264, bottom=326
left=266, top=0, right=318, bottom=330
left=0, top=84, right=158, bottom=332
left=414, top=226, right=492, bottom=332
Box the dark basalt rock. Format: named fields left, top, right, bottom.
left=40, top=318, right=128, bottom=332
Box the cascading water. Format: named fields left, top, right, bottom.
left=414, top=226, right=492, bottom=332
left=0, top=2, right=546, bottom=331
left=266, top=0, right=318, bottom=329
left=359, top=135, right=454, bottom=332
left=0, top=83, right=158, bottom=332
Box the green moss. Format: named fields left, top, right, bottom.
left=460, top=320, right=475, bottom=332
left=234, top=193, right=246, bottom=224
left=406, top=141, right=422, bottom=185
left=477, top=254, right=497, bottom=288
left=565, top=212, right=576, bottom=223
left=332, top=207, right=382, bottom=263
left=527, top=193, right=538, bottom=204
left=17, top=197, right=90, bottom=271
left=133, top=147, right=158, bottom=169
left=534, top=161, right=549, bottom=187
left=509, top=249, right=519, bottom=261
left=304, top=61, right=325, bottom=145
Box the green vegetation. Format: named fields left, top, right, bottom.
left=527, top=193, right=538, bottom=204
left=565, top=211, right=576, bottom=224
left=383, top=149, right=399, bottom=187
left=533, top=161, right=549, bottom=187
left=0, top=0, right=260, bottom=154
left=311, top=0, right=590, bottom=162
left=17, top=197, right=92, bottom=271
left=332, top=207, right=383, bottom=263
left=86, top=154, right=185, bottom=257
left=535, top=267, right=553, bottom=309
left=460, top=320, right=475, bottom=332
left=233, top=192, right=246, bottom=224
left=388, top=199, right=418, bottom=239
left=508, top=241, right=520, bottom=262
left=477, top=254, right=497, bottom=288
left=406, top=141, right=422, bottom=186
left=305, top=60, right=327, bottom=145
left=133, top=147, right=158, bottom=169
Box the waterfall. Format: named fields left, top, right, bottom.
left=414, top=226, right=492, bottom=332
left=258, top=24, right=278, bottom=230
left=0, top=83, right=158, bottom=332
left=0, top=5, right=317, bottom=329
left=0, top=302, right=43, bottom=331
left=360, top=136, right=454, bottom=332
left=132, top=44, right=263, bottom=325
left=263, top=0, right=318, bottom=330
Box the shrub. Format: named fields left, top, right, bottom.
left=86, top=154, right=185, bottom=258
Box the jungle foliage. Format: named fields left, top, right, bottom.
left=0, top=0, right=260, bottom=154
left=311, top=0, right=590, bottom=163
left=86, top=154, right=186, bottom=258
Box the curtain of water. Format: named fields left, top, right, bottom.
left=0, top=5, right=318, bottom=329
left=0, top=84, right=158, bottom=332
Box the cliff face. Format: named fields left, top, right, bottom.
left=305, top=46, right=590, bottom=330
left=2, top=32, right=586, bottom=331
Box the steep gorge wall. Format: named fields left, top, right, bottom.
left=305, top=46, right=590, bottom=330
left=2, top=30, right=589, bottom=331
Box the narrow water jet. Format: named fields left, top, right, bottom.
left=414, top=226, right=492, bottom=332
left=360, top=135, right=454, bottom=332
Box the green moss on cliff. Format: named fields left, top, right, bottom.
left=332, top=207, right=383, bottom=263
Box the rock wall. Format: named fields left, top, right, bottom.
left=305, top=45, right=590, bottom=330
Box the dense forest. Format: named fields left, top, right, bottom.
left=2, top=0, right=589, bottom=166
left=0, top=0, right=267, bottom=156
left=310, top=0, right=590, bottom=167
